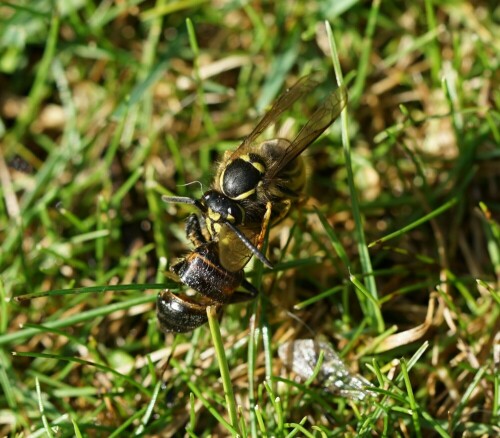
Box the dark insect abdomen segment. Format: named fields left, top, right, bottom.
left=172, top=242, right=244, bottom=304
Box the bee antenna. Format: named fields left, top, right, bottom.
left=225, top=222, right=273, bottom=269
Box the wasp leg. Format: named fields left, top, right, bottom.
left=185, top=213, right=207, bottom=246
left=227, top=201, right=271, bottom=304
left=270, top=199, right=292, bottom=227
left=254, top=201, right=273, bottom=251
left=226, top=200, right=274, bottom=269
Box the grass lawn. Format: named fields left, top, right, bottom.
left=1, top=0, right=499, bottom=436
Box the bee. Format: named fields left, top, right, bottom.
left=158, top=75, right=348, bottom=333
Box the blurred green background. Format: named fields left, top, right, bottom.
left=0, top=0, right=499, bottom=436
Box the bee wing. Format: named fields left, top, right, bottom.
left=278, top=339, right=374, bottom=401
left=266, top=84, right=347, bottom=180
left=279, top=339, right=348, bottom=382
left=227, top=75, right=321, bottom=160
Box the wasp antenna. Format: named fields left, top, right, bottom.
left=226, top=222, right=273, bottom=269
left=162, top=195, right=206, bottom=213
left=162, top=195, right=196, bottom=205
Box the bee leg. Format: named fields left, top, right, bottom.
left=166, top=214, right=205, bottom=280
left=167, top=214, right=208, bottom=281
left=185, top=213, right=207, bottom=246
left=228, top=278, right=259, bottom=303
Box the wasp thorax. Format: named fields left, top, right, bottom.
left=202, top=190, right=245, bottom=225
left=221, top=153, right=266, bottom=200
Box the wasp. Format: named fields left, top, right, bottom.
left=157, top=75, right=348, bottom=333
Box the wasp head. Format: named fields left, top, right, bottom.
left=201, top=190, right=245, bottom=235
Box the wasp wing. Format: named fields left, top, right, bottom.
left=266, top=84, right=347, bottom=180
left=227, top=75, right=322, bottom=160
